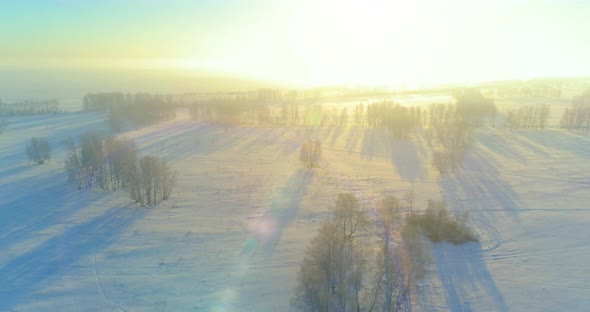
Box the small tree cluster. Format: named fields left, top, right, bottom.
left=65, top=132, right=136, bottom=190
left=365, top=102, right=420, bottom=137
left=406, top=199, right=477, bottom=244
left=293, top=193, right=412, bottom=312
left=503, top=104, right=550, bottom=129
left=454, top=89, right=497, bottom=126
left=425, top=103, right=475, bottom=174
left=64, top=132, right=177, bottom=206
left=128, top=156, right=177, bottom=206
left=26, top=137, right=51, bottom=165
left=300, top=139, right=322, bottom=169
left=560, top=92, right=590, bottom=130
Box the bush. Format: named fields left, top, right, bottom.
left=406, top=199, right=477, bottom=244
left=26, top=137, right=51, bottom=164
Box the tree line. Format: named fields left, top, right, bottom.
left=503, top=104, right=550, bottom=129
left=83, top=93, right=176, bottom=132
left=0, top=99, right=60, bottom=116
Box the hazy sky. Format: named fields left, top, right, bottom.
left=1, top=0, right=589, bottom=92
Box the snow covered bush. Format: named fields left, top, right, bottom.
left=406, top=199, right=477, bottom=244
left=26, top=137, right=51, bottom=165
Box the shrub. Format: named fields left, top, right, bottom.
left=26, top=137, right=51, bottom=165
left=406, top=199, right=477, bottom=244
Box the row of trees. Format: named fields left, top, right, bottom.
left=189, top=99, right=310, bottom=127
left=0, top=99, right=60, bottom=116
left=186, top=89, right=496, bottom=133
left=83, top=93, right=176, bottom=132
left=64, top=131, right=176, bottom=206
left=503, top=104, right=550, bottom=129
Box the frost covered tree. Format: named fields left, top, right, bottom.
left=373, top=196, right=412, bottom=312
left=128, top=156, right=177, bottom=206
left=26, top=137, right=51, bottom=164
left=104, top=137, right=139, bottom=190
left=64, top=137, right=83, bottom=189
left=293, top=193, right=414, bottom=312
left=334, top=193, right=368, bottom=239
left=293, top=193, right=373, bottom=312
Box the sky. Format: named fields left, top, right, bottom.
left=1, top=0, right=589, bottom=95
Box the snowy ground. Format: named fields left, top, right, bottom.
left=1, top=97, right=590, bottom=311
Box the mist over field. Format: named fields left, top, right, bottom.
left=2, top=1, right=590, bottom=311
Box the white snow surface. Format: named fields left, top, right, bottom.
left=1, top=98, right=590, bottom=311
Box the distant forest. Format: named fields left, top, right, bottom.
left=0, top=99, right=60, bottom=116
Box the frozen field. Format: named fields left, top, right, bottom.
left=1, top=97, right=590, bottom=311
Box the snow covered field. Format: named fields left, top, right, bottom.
left=1, top=97, right=590, bottom=311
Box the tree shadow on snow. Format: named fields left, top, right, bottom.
left=524, top=130, right=590, bottom=160
left=242, top=168, right=313, bottom=256
left=0, top=205, right=149, bottom=310
left=361, top=128, right=390, bottom=160
left=433, top=242, right=507, bottom=312
left=345, top=127, right=362, bottom=154
left=476, top=130, right=526, bottom=163
left=390, top=139, right=425, bottom=181
left=443, top=149, right=523, bottom=226
left=0, top=169, right=113, bottom=253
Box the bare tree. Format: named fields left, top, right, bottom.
left=293, top=193, right=412, bottom=312
left=373, top=196, right=412, bottom=312
left=128, top=156, right=177, bottom=206
left=300, top=139, right=322, bottom=169
left=292, top=220, right=366, bottom=312
left=334, top=193, right=368, bottom=239
left=26, top=137, right=51, bottom=164
left=64, top=137, right=83, bottom=189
